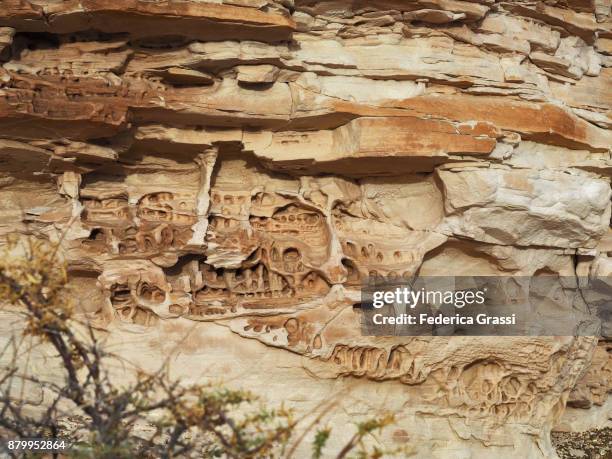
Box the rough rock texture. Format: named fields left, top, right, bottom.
left=552, top=427, right=612, bottom=458
left=0, top=0, right=611, bottom=457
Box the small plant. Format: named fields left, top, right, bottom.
left=0, top=235, right=407, bottom=458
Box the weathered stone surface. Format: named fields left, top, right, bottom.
left=0, top=0, right=296, bottom=42
left=0, top=0, right=610, bottom=457
left=0, top=27, right=14, bottom=60
left=392, top=94, right=612, bottom=151
left=438, top=167, right=611, bottom=248
left=248, top=117, right=499, bottom=175
left=235, top=64, right=280, bottom=83
left=568, top=341, right=612, bottom=409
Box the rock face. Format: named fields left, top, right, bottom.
left=0, top=0, right=611, bottom=457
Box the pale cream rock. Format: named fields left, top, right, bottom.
left=0, top=27, right=14, bottom=58
left=356, top=176, right=445, bottom=230
left=477, top=13, right=561, bottom=53
left=531, top=36, right=601, bottom=79
left=156, top=67, right=216, bottom=85
left=4, top=38, right=132, bottom=76
left=235, top=64, right=280, bottom=83
left=438, top=167, right=612, bottom=248
left=550, top=67, right=612, bottom=113
left=0, top=1, right=609, bottom=457
left=57, top=172, right=81, bottom=199
left=501, top=55, right=528, bottom=83
left=293, top=73, right=426, bottom=104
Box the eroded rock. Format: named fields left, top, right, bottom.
left=0, top=0, right=610, bottom=457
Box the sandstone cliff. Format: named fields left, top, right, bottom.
left=0, top=0, right=610, bottom=457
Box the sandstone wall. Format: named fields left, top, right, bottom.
left=0, top=0, right=611, bottom=457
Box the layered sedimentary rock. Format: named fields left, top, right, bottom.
left=0, top=0, right=610, bottom=457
